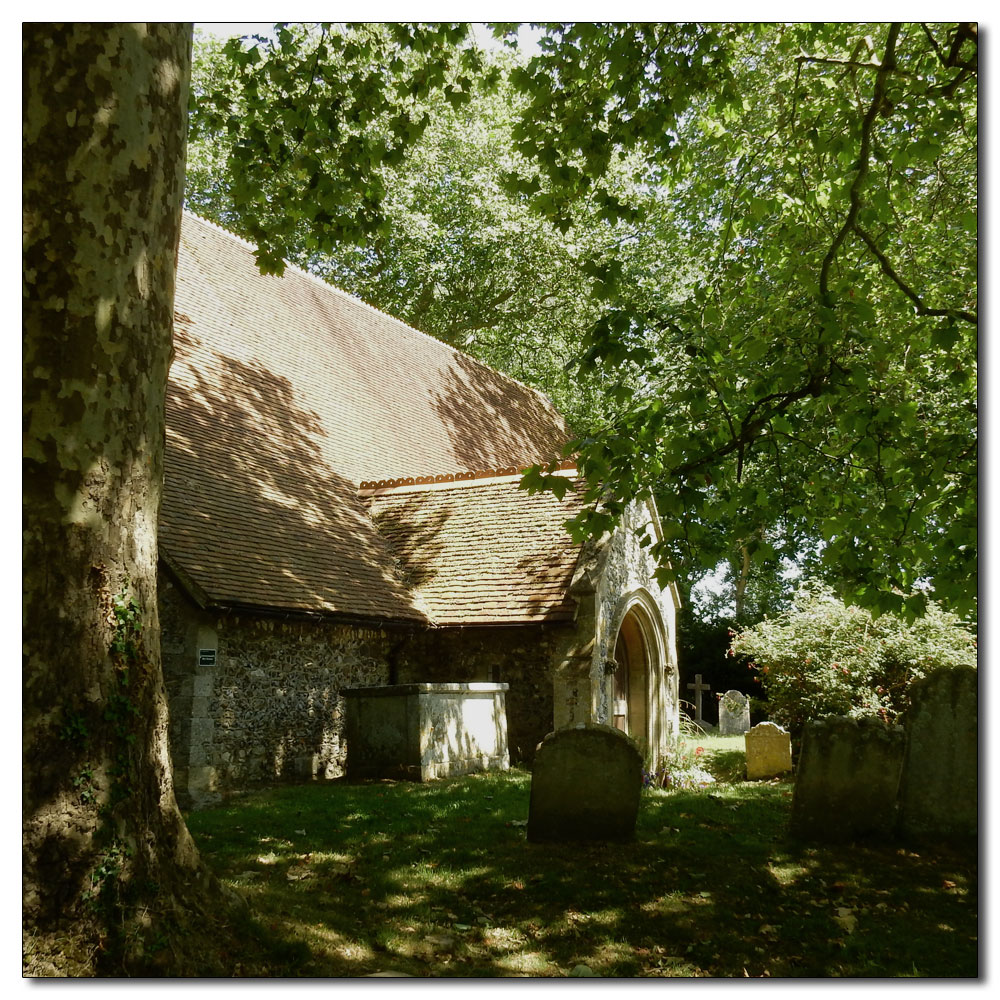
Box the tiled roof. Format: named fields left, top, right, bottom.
left=368, top=474, right=586, bottom=625
left=160, top=213, right=578, bottom=622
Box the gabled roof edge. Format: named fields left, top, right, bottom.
left=159, top=546, right=212, bottom=610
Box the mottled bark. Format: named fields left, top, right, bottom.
left=23, top=23, right=239, bottom=975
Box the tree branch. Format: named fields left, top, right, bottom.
left=853, top=224, right=978, bottom=324
left=672, top=367, right=828, bottom=479
left=921, top=22, right=977, bottom=98
left=795, top=54, right=912, bottom=76
left=819, top=23, right=901, bottom=305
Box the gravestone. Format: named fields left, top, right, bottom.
left=790, top=716, right=905, bottom=841
left=718, top=690, right=751, bottom=736
left=744, top=721, right=792, bottom=779
left=686, top=673, right=712, bottom=731
left=527, top=724, right=642, bottom=843
left=897, top=666, right=977, bottom=843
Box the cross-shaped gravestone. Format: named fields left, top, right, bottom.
left=686, top=673, right=711, bottom=724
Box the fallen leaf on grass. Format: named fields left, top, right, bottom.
left=832, top=907, right=857, bottom=934
left=423, top=933, right=456, bottom=953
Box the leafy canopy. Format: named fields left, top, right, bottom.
left=507, top=22, right=977, bottom=616
left=188, top=25, right=699, bottom=446
left=189, top=22, right=978, bottom=617
left=189, top=22, right=488, bottom=273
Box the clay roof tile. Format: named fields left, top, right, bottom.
left=160, top=213, right=579, bottom=623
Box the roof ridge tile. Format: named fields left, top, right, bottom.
left=358, top=459, right=577, bottom=495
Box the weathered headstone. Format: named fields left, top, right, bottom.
left=897, top=666, right=977, bottom=843
left=718, top=690, right=751, bottom=736
left=790, top=716, right=905, bottom=841
left=527, top=724, right=642, bottom=843
left=744, top=721, right=792, bottom=779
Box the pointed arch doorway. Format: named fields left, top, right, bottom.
left=611, top=607, right=650, bottom=744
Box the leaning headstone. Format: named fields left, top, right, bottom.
left=897, top=666, right=977, bottom=843
left=790, top=716, right=905, bottom=841
left=744, top=722, right=792, bottom=779
left=718, top=690, right=751, bottom=736
left=527, top=724, right=642, bottom=843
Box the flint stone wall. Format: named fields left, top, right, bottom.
left=527, top=724, right=642, bottom=842
left=790, top=716, right=905, bottom=841
left=161, top=573, right=578, bottom=806
left=160, top=504, right=683, bottom=806
left=343, top=683, right=509, bottom=781
left=160, top=573, right=393, bottom=807
left=897, top=666, right=977, bottom=842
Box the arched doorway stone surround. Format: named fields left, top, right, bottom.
left=550, top=499, right=680, bottom=770
left=608, top=589, right=676, bottom=758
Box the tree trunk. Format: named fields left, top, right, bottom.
left=23, top=23, right=244, bottom=976
left=732, top=543, right=752, bottom=623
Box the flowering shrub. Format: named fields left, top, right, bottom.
left=729, top=581, right=977, bottom=738
left=643, top=738, right=715, bottom=791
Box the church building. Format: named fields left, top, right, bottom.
left=159, top=213, right=681, bottom=806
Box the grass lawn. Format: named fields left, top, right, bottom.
left=184, top=735, right=977, bottom=977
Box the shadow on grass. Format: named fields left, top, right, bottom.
left=185, top=770, right=977, bottom=978
left=700, top=749, right=747, bottom=783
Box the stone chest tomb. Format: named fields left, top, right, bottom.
left=343, top=683, right=510, bottom=781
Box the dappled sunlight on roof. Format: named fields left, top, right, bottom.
left=160, top=213, right=579, bottom=622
